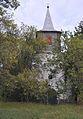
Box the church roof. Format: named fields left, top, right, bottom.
left=43, top=5, right=55, bottom=31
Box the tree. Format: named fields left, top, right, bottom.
left=15, top=24, right=48, bottom=73
left=74, top=21, right=83, bottom=36
left=51, top=28, right=83, bottom=103
left=0, top=0, right=20, bottom=71
left=0, top=13, right=48, bottom=102
left=0, top=0, right=55, bottom=103
left=0, top=0, right=20, bottom=10
left=0, top=13, right=21, bottom=71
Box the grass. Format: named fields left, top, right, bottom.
left=0, top=102, right=83, bottom=119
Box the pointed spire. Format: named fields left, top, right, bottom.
left=43, top=5, right=54, bottom=31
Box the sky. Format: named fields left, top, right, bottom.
left=13, top=0, right=83, bottom=32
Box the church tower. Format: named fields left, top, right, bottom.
left=37, top=5, right=62, bottom=81
left=37, top=5, right=62, bottom=48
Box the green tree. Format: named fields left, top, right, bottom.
left=16, top=24, right=48, bottom=73
left=52, top=29, right=83, bottom=103
left=0, top=0, right=20, bottom=70
left=0, top=13, right=21, bottom=71
left=0, top=0, right=20, bottom=10
left=0, top=0, right=52, bottom=103
left=74, top=21, right=83, bottom=36
left=0, top=15, right=48, bottom=102
left=0, top=0, right=21, bottom=101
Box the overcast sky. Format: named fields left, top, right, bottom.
left=13, top=0, right=83, bottom=32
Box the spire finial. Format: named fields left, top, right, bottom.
left=47, top=3, right=49, bottom=8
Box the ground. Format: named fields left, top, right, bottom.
left=0, top=103, right=83, bottom=119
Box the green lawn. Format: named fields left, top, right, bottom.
left=0, top=103, right=83, bottom=119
